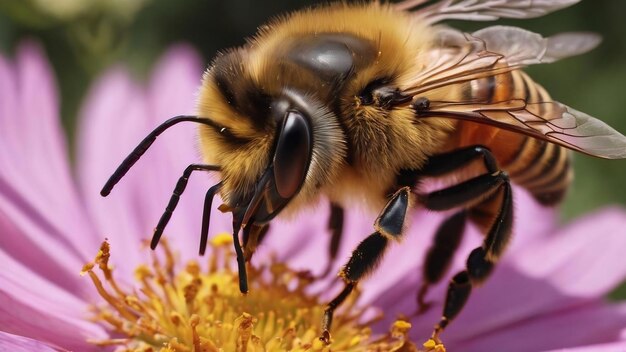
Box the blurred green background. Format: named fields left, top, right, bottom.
left=0, top=0, right=625, bottom=291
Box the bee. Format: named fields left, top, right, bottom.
left=101, top=0, right=626, bottom=346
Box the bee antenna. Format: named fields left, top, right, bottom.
left=100, top=115, right=224, bottom=197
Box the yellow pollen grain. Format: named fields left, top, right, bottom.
left=423, top=338, right=447, bottom=352
left=85, top=239, right=428, bottom=351
left=211, top=232, right=233, bottom=246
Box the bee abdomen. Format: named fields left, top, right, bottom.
left=502, top=72, right=572, bottom=205
left=456, top=71, right=572, bottom=206
left=505, top=137, right=572, bottom=206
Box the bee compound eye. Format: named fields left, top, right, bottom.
left=273, top=111, right=312, bottom=199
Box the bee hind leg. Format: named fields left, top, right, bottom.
left=431, top=183, right=512, bottom=343
left=415, top=145, right=498, bottom=313
left=320, top=187, right=411, bottom=344
left=415, top=209, right=467, bottom=315
left=417, top=146, right=513, bottom=343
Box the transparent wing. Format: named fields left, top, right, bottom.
left=406, top=26, right=601, bottom=96
left=395, top=0, right=582, bottom=24
left=404, top=25, right=623, bottom=159
left=420, top=99, right=626, bottom=159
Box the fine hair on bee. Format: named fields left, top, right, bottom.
left=101, top=0, right=626, bottom=346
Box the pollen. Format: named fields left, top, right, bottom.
left=83, top=235, right=427, bottom=351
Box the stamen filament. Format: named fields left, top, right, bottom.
left=84, top=236, right=426, bottom=351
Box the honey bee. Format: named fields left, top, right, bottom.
left=101, top=0, right=626, bottom=345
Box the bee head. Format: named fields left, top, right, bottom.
left=197, top=50, right=347, bottom=228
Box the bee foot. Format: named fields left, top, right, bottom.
left=319, top=330, right=331, bottom=345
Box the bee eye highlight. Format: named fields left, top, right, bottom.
left=273, top=111, right=312, bottom=199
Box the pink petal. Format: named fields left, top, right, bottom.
left=0, top=210, right=86, bottom=293
left=0, top=331, right=62, bottom=352
left=513, top=207, right=626, bottom=297
left=0, top=249, right=106, bottom=351
left=448, top=303, right=626, bottom=352
left=544, top=340, right=626, bottom=352
left=509, top=186, right=559, bottom=245
left=256, top=202, right=334, bottom=273
left=0, top=41, right=98, bottom=290
left=12, top=41, right=99, bottom=253
left=77, top=68, right=151, bottom=277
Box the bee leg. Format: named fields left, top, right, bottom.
left=414, top=146, right=513, bottom=342
left=421, top=145, right=498, bottom=177
left=416, top=210, right=466, bottom=314
left=242, top=223, right=270, bottom=262
left=320, top=202, right=345, bottom=278
left=320, top=187, right=411, bottom=344
left=430, top=183, right=513, bottom=343
left=199, top=182, right=223, bottom=255
left=415, top=145, right=497, bottom=312
left=151, top=164, right=219, bottom=250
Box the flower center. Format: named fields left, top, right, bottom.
left=82, top=234, right=436, bottom=351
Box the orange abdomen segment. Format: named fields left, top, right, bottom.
left=449, top=71, right=572, bottom=206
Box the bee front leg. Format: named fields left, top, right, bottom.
left=242, top=223, right=270, bottom=262
left=152, top=164, right=220, bottom=250
left=320, top=187, right=411, bottom=344
left=199, top=182, right=223, bottom=255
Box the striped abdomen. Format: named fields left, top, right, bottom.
left=451, top=70, right=572, bottom=206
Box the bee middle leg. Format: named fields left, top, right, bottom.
left=320, top=187, right=411, bottom=344
left=417, top=146, right=514, bottom=342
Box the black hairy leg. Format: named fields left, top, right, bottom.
left=416, top=146, right=514, bottom=343
left=151, top=164, right=221, bottom=250
left=415, top=145, right=497, bottom=312
left=320, top=202, right=345, bottom=278
left=320, top=187, right=411, bottom=344
left=199, top=182, right=223, bottom=255
left=416, top=210, right=466, bottom=314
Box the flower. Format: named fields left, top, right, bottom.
left=1, top=41, right=626, bottom=351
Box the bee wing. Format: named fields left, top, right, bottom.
left=395, top=0, right=581, bottom=24
left=473, top=26, right=602, bottom=64
left=405, top=26, right=622, bottom=159
left=406, top=26, right=601, bottom=96
left=420, top=99, right=626, bottom=159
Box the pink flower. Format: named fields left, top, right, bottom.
left=1, top=41, right=626, bottom=351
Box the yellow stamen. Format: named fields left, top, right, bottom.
left=84, top=234, right=435, bottom=351
left=423, top=338, right=447, bottom=352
